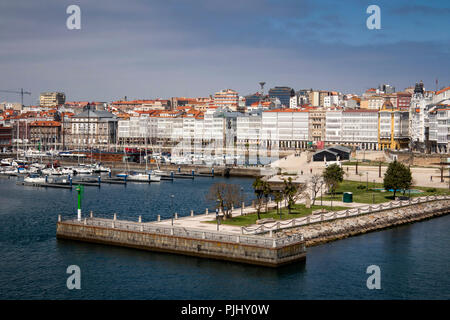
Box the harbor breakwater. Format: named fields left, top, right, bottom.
left=56, top=217, right=306, bottom=267
left=278, top=199, right=450, bottom=246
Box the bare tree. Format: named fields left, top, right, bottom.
left=206, top=182, right=245, bottom=219
left=309, top=174, right=324, bottom=206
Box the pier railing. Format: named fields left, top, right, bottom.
left=241, top=195, right=450, bottom=235
left=59, top=216, right=304, bottom=249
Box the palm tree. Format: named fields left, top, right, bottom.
left=252, top=177, right=265, bottom=220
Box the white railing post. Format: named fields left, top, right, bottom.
left=205, top=208, right=209, bottom=215
left=58, top=214, right=61, bottom=222
left=113, top=213, right=117, bottom=221
left=138, top=215, right=142, bottom=223
left=190, top=210, right=194, bottom=217
left=90, top=210, right=93, bottom=218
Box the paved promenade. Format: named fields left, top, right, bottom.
left=150, top=196, right=361, bottom=233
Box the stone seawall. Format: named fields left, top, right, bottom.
left=56, top=222, right=306, bottom=267
left=278, top=200, right=450, bottom=247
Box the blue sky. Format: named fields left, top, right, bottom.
left=0, top=0, right=449, bottom=104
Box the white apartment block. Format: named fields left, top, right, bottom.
left=341, top=110, right=378, bottom=150
left=261, top=109, right=309, bottom=148
left=325, top=110, right=342, bottom=143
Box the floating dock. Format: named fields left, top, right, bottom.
left=56, top=216, right=306, bottom=267
left=17, top=181, right=72, bottom=189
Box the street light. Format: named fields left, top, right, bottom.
left=170, top=194, right=175, bottom=226
left=240, top=187, right=244, bottom=216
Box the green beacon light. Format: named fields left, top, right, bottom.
left=76, top=184, right=84, bottom=221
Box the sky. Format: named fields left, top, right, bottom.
left=0, top=0, right=449, bottom=104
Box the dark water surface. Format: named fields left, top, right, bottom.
left=0, top=176, right=448, bottom=299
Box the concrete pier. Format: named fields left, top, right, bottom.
left=56, top=217, right=306, bottom=267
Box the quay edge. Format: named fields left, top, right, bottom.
left=56, top=221, right=306, bottom=267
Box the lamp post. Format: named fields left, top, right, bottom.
left=366, top=172, right=369, bottom=190
left=215, top=203, right=220, bottom=231
left=170, top=194, right=174, bottom=226
left=240, top=187, right=244, bottom=216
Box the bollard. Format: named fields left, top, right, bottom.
left=113, top=213, right=117, bottom=221
left=58, top=214, right=61, bottom=222
left=138, top=215, right=142, bottom=223
left=157, top=215, right=161, bottom=222
left=175, top=212, right=178, bottom=220
left=205, top=208, right=209, bottom=215
left=190, top=210, right=194, bottom=217
left=178, top=166, right=181, bottom=173
left=90, top=210, right=93, bottom=218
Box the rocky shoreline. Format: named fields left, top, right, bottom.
left=277, top=200, right=450, bottom=247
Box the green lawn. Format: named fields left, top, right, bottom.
left=204, top=204, right=348, bottom=227
left=321, top=180, right=450, bottom=204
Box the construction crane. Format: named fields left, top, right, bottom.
left=0, top=88, right=31, bottom=106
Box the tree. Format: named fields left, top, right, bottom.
left=273, top=190, right=283, bottom=217
left=206, top=182, right=244, bottom=219
left=323, top=164, right=344, bottom=194
left=383, top=160, right=412, bottom=198
left=283, top=177, right=300, bottom=214
left=252, top=177, right=266, bottom=220
left=262, top=180, right=272, bottom=213
left=309, top=174, right=324, bottom=206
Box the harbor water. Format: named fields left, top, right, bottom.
left=0, top=176, right=449, bottom=299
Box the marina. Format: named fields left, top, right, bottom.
left=1, top=175, right=449, bottom=299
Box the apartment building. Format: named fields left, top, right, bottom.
left=70, top=109, right=118, bottom=147
left=341, top=109, right=378, bottom=150
left=261, top=109, right=309, bottom=149
left=39, top=92, right=66, bottom=107
left=214, top=89, right=239, bottom=110
left=29, top=121, right=61, bottom=150
left=308, top=108, right=326, bottom=142
left=378, top=99, right=409, bottom=150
